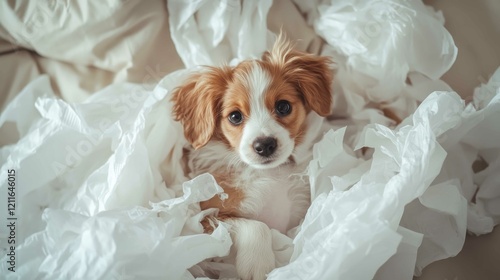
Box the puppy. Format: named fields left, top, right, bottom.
left=171, top=36, right=333, bottom=280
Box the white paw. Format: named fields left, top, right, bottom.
left=228, top=218, right=276, bottom=280
left=231, top=220, right=276, bottom=280
left=237, top=247, right=275, bottom=280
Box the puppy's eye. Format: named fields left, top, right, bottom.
left=228, top=111, right=243, bottom=125
left=275, top=100, right=291, bottom=116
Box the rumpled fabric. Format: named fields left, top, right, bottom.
left=301, top=0, right=457, bottom=126
left=1, top=0, right=499, bottom=279
left=168, top=0, right=273, bottom=67
left=0, top=73, right=232, bottom=279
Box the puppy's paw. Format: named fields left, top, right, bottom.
left=237, top=247, right=275, bottom=280
left=236, top=246, right=275, bottom=280
left=233, top=220, right=276, bottom=280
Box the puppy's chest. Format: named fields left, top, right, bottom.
left=234, top=170, right=309, bottom=233
left=187, top=147, right=310, bottom=233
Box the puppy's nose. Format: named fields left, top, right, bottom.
left=253, top=137, right=277, bottom=157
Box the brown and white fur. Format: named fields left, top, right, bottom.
left=171, top=37, right=333, bottom=280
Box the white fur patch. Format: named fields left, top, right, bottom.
left=244, top=62, right=270, bottom=110
left=239, top=64, right=295, bottom=169
left=227, top=219, right=275, bottom=280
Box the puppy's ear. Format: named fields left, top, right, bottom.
left=263, top=35, right=333, bottom=116
left=171, top=67, right=233, bottom=149
left=289, top=54, right=333, bottom=117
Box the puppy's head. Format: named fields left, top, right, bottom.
left=172, top=37, right=333, bottom=169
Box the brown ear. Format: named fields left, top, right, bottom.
left=289, top=54, right=333, bottom=116
left=263, top=35, right=333, bottom=116
left=171, top=67, right=233, bottom=149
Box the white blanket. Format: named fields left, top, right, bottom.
left=1, top=0, right=499, bottom=279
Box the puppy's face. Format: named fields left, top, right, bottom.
left=220, top=61, right=308, bottom=168
left=172, top=38, right=333, bottom=169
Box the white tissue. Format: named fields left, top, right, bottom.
left=312, top=0, right=457, bottom=124
left=0, top=74, right=236, bottom=279
left=269, top=87, right=500, bottom=279
left=168, top=0, right=272, bottom=67
left=6, top=175, right=231, bottom=280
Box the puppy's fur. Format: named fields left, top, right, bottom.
left=171, top=36, right=333, bottom=280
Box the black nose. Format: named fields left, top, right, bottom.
left=253, top=137, right=277, bottom=157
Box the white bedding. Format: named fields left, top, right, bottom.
left=1, top=0, right=499, bottom=279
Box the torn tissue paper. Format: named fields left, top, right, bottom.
left=168, top=0, right=273, bottom=67
left=1, top=1, right=500, bottom=280
left=309, top=0, right=457, bottom=124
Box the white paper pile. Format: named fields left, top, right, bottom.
left=1, top=0, right=499, bottom=279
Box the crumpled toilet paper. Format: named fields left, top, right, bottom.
left=168, top=0, right=273, bottom=68
left=307, top=0, right=457, bottom=126
left=1, top=0, right=500, bottom=279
